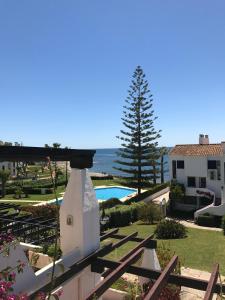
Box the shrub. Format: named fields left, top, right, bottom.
left=105, top=203, right=143, bottom=228
left=196, top=214, right=216, bottom=227
left=170, top=183, right=185, bottom=200
left=222, top=215, right=225, bottom=235
left=46, top=244, right=62, bottom=259
left=21, top=204, right=59, bottom=220
left=154, top=219, right=187, bottom=239
left=138, top=203, right=162, bottom=224
left=99, top=198, right=122, bottom=210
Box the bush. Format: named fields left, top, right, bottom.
left=46, top=244, right=62, bottom=259
left=170, top=183, right=185, bottom=200
left=222, top=215, right=225, bottom=235
left=196, top=214, right=216, bottom=227
left=154, top=219, right=187, bottom=239
left=99, top=198, right=122, bottom=210
left=138, top=203, right=162, bottom=224
left=105, top=203, right=143, bottom=228
left=21, top=204, right=59, bottom=220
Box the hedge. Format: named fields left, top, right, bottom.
left=104, top=203, right=144, bottom=228
left=125, top=182, right=170, bottom=205
left=21, top=204, right=59, bottom=220
left=196, top=214, right=216, bottom=227
left=99, top=198, right=122, bottom=210
left=222, top=215, right=225, bottom=235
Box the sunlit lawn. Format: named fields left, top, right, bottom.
left=102, top=222, right=225, bottom=275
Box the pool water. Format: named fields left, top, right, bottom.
left=94, top=187, right=136, bottom=200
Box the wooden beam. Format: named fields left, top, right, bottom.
left=101, top=233, right=154, bottom=278
left=204, top=264, right=219, bottom=300
left=85, top=247, right=144, bottom=300
left=94, top=258, right=225, bottom=294
left=29, top=243, right=113, bottom=299
left=111, top=231, right=138, bottom=250
left=143, top=255, right=178, bottom=300
left=100, top=228, right=119, bottom=241
left=0, top=146, right=95, bottom=169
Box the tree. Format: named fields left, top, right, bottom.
left=0, top=170, right=10, bottom=197
left=114, top=66, right=161, bottom=196
left=160, top=147, right=169, bottom=183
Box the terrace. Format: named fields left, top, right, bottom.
left=0, top=145, right=225, bottom=299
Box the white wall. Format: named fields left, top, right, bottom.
left=169, top=154, right=224, bottom=198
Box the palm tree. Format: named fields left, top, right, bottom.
left=0, top=170, right=10, bottom=198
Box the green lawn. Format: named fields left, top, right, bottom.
left=102, top=222, right=225, bottom=275
left=92, top=179, right=123, bottom=187
left=3, top=185, right=65, bottom=201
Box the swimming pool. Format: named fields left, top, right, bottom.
left=94, top=187, right=137, bottom=201
left=48, top=187, right=137, bottom=205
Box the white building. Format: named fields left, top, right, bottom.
left=169, top=134, right=225, bottom=217
left=0, top=161, right=17, bottom=176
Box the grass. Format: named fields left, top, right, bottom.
left=3, top=185, right=65, bottom=201
left=102, top=222, right=225, bottom=275
left=92, top=179, right=123, bottom=187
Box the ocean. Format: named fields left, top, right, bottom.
left=89, top=148, right=170, bottom=181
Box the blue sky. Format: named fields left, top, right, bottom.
left=1, top=1, right=225, bottom=149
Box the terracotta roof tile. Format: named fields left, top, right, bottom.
left=169, top=144, right=223, bottom=156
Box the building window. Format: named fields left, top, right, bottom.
left=209, top=170, right=216, bottom=180
left=208, top=160, right=217, bottom=169
left=199, top=177, right=206, bottom=188
left=217, top=161, right=221, bottom=180
left=2, top=166, right=5, bottom=170
left=177, top=160, right=184, bottom=169
left=188, top=177, right=196, bottom=187
left=172, top=160, right=176, bottom=179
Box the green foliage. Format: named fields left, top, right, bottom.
left=222, top=215, right=225, bottom=235
left=125, top=183, right=169, bottom=204
left=46, top=244, right=62, bottom=259
left=154, top=219, right=187, bottom=239
left=0, top=169, right=10, bottom=197
left=114, top=66, right=161, bottom=195
left=99, top=198, right=122, bottom=210
left=170, top=182, right=185, bottom=200
left=21, top=204, right=59, bottom=220
left=105, top=203, right=143, bottom=228
left=137, top=203, right=162, bottom=224
left=196, top=214, right=216, bottom=227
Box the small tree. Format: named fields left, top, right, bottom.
left=114, top=66, right=161, bottom=197
left=0, top=169, right=10, bottom=197
left=138, top=203, right=162, bottom=224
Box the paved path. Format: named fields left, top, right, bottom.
left=178, top=219, right=222, bottom=232
left=180, top=267, right=224, bottom=299
left=0, top=199, right=43, bottom=203
left=152, top=191, right=170, bottom=205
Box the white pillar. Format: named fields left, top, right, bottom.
left=139, top=249, right=161, bottom=287
left=60, top=168, right=100, bottom=256
left=60, top=168, right=101, bottom=300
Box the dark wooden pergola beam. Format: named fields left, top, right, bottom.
left=143, top=255, right=178, bottom=300
left=100, top=228, right=119, bottom=241
left=29, top=243, right=113, bottom=299
left=0, top=146, right=95, bottom=169
left=85, top=248, right=144, bottom=300
left=204, top=264, right=219, bottom=300
left=93, top=258, right=225, bottom=294
left=101, top=233, right=154, bottom=278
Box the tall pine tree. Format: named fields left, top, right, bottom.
left=114, top=66, right=161, bottom=196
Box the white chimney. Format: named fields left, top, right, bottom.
left=199, top=134, right=209, bottom=145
